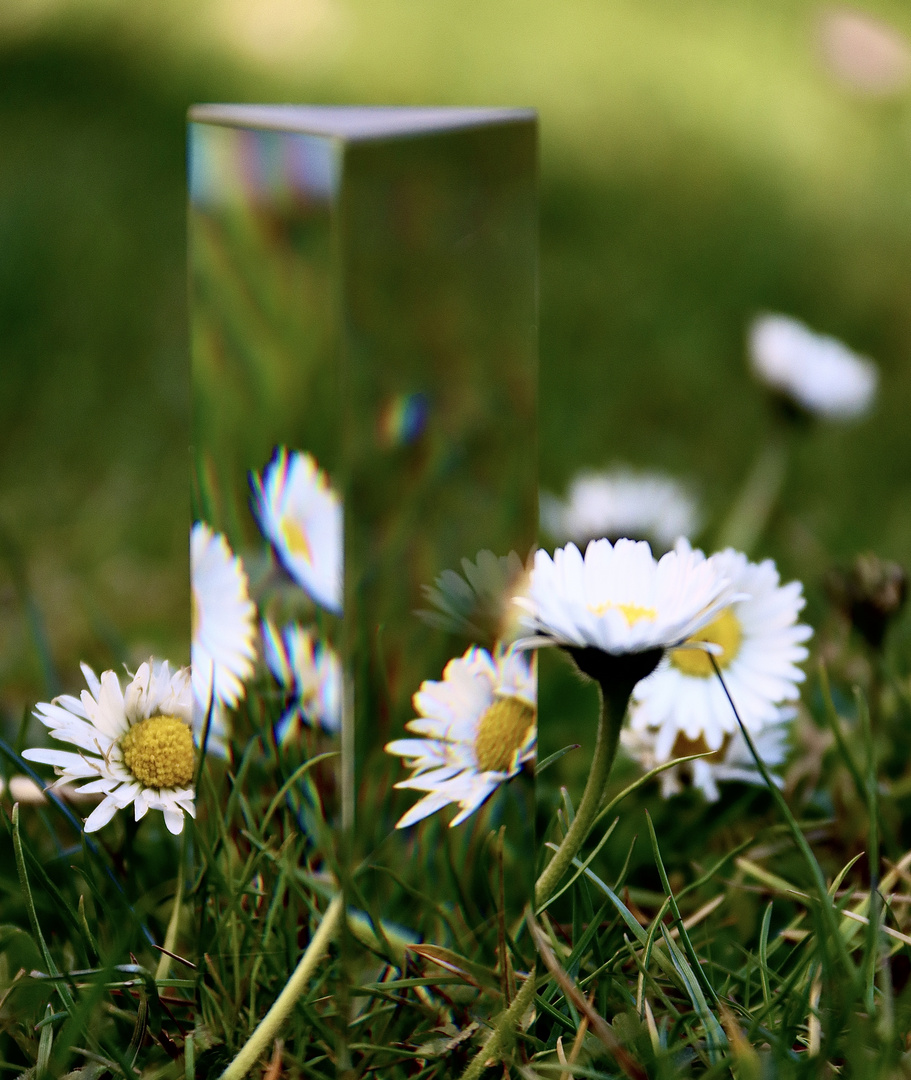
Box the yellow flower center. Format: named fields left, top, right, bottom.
left=671, top=608, right=743, bottom=679
left=474, top=696, right=536, bottom=774
left=280, top=517, right=313, bottom=562
left=587, top=601, right=657, bottom=625
left=671, top=731, right=731, bottom=764
left=120, top=715, right=195, bottom=790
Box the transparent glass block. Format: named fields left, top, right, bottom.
left=188, top=106, right=537, bottom=1048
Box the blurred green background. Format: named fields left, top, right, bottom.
left=2, top=0, right=911, bottom=717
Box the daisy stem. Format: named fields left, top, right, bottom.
left=155, top=827, right=188, bottom=984
left=218, top=894, right=344, bottom=1080
left=458, top=964, right=538, bottom=1080
left=535, top=685, right=629, bottom=910
left=716, top=430, right=788, bottom=556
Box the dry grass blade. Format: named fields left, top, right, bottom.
left=263, top=1038, right=284, bottom=1080
left=526, top=905, right=647, bottom=1080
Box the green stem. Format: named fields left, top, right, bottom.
left=535, top=685, right=626, bottom=910
left=716, top=432, right=788, bottom=556
left=155, top=836, right=186, bottom=984
left=218, top=894, right=344, bottom=1080
left=458, top=964, right=538, bottom=1080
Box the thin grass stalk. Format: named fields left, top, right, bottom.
left=155, top=825, right=188, bottom=983
left=458, top=963, right=538, bottom=1080
left=709, top=656, right=855, bottom=983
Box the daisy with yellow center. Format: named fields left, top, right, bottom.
left=249, top=446, right=343, bottom=614
left=385, top=645, right=536, bottom=829
left=629, top=544, right=812, bottom=752
left=514, top=537, right=740, bottom=906
left=515, top=538, right=739, bottom=674
left=23, top=659, right=196, bottom=834
left=620, top=707, right=794, bottom=802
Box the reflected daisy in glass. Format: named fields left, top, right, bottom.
left=386, top=645, right=535, bottom=828
left=748, top=313, right=878, bottom=420
left=250, top=447, right=343, bottom=614
left=541, top=467, right=701, bottom=551
left=24, top=659, right=196, bottom=834
left=621, top=707, right=794, bottom=802
left=191, top=521, right=257, bottom=715
left=629, top=545, right=811, bottom=750
left=262, top=620, right=342, bottom=740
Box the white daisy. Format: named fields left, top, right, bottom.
left=191, top=522, right=257, bottom=713
left=262, top=620, right=342, bottom=739
left=748, top=314, right=878, bottom=420
left=386, top=646, right=536, bottom=829
left=620, top=708, right=794, bottom=802
left=23, top=660, right=196, bottom=834
left=541, top=467, right=701, bottom=550
left=515, top=539, right=740, bottom=687
left=629, top=546, right=812, bottom=751
left=250, top=447, right=343, bottom=614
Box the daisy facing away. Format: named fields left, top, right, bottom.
left=191, top=521, right=257, bottom=714
left=23, top=659, right=196, bottom=834
left=261, top=619, right=342, bottom=740
left=629, top=545, right=812, bottom=751
left=541, top=466, right=701, bottom=551
left=250, top=447, right=343, bottom=614
left=386, top=645, right=536, bottom=829
left=748, top=313, right=878, bottom=421
left=620, top=707, right=794, bottom=803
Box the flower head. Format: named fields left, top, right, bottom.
left=748, top=314, right=878, bottom=420
left=262, top=620, right=342, bottom=739
left=416, top=549, right=530, bottom=646
left=630, top=547, right=812, bottom=750
left=621, top=708, right=794, bottom=802
left=191, top=522, right=257, bottom=712
left=23, top=660, right=196, bottom=834
left=250, top=447, right=343, bottom=613
left=826, top=552, right=908, bottom=651
left=515, top=539, right=740, bottom=688
left=541, top=467, right=701, bottom=551
left=386, top=646, right=536, bottom=828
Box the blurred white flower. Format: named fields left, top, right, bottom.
left=630, top=545, right=812, bottom=750
left=262, top=620, right=342, bottom=739
left=386, top=646, right=536, bottom=828
left=23, top=660, right=196, bottom=834
left=250, top=447, right=343, bottom=614
left=621, top=708, right=794, bottom=802
left=748, top=314, right=878, bottom=420
left=817, top=7, right=911, bottom=98
left=541, top=468, right=700, bottom=550
left=191, top=522, right=257, bottom=712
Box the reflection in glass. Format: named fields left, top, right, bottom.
left=189, top=106, right=537, bottom=1049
